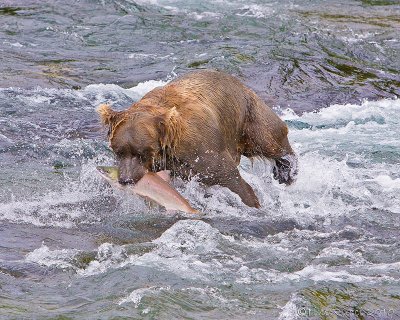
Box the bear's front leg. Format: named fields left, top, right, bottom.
left=194, top=151, right=260, bottom=208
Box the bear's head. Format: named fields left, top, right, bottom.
left=97, top=104, right=182, bottom=185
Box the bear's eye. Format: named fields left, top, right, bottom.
left=114, top=146, right=141, bottom=159
left=114, top=147, right=130, bottom=159
left=140, top=147, right=153, bottom=160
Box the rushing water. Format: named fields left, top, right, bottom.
left=1, top=0, right=400, bottom=319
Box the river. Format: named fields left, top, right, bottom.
left=1, top=0, right=400, bottom=319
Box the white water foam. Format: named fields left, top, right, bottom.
left=236, top=4, right=275, bottom=18
left=78, top=220, right=232, bottom=280
left=134, top=0, right=277, bottom=20
left=56, top=219, right=397, bottom=286
left=278, top=294, right=302, bottom=320
left=81, top=79, right=169, bottom=107
left=118, top=286, right=171, bottom=306
left=372, top=175, right=400, bottom=191
left=26, top=244, right=80, bottom=270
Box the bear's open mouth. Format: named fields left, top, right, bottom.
left=273, top=153, right=298, bottom=185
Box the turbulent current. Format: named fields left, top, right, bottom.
left=1, top=0, right=400, bottom=319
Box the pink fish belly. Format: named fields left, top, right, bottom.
left=133, top=173, right=198, bottom=214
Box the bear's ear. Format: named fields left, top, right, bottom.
left=97, top=104, right=117, bottom=125
left=156, top=107, right=183, bottom=149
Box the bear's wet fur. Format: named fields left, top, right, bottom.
left=98, top=70, right=297, bottom=208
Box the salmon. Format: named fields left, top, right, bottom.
left=97, top=166, right=199, bottom=214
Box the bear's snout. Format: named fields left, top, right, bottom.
left=118, top=156, right=146, bottom=185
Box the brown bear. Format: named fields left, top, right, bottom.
left=98, top=70, right=297, bottom=208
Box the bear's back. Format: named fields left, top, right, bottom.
left=165, top=70, right=250, bottom=137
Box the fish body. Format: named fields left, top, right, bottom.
left=97, top=166, right=199, bottom=214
